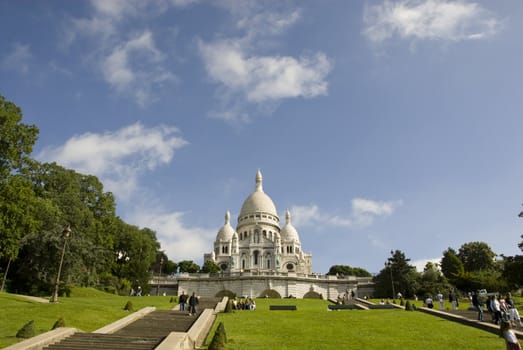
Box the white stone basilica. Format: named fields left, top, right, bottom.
left=204, top=170, right=313, bottom=274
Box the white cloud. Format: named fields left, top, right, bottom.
left=37, top=122, right=188, bottom=201
left=197, top=2, right=332, bottom=124
left=1, top=43, right=32, bottom=74
left=131, top=209, right=215, bottom=263
left=101, top=31, right=175, bottom=106
left=198, top=39, right=332, bottom=122
left=291, top=198, right=402, bottom=228
left=412, top=257, right=442, bottom=272
left=363, top=0, right=501, bottom=44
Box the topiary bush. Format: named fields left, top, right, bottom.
left=52, top=317, right=66, bottom=329
left=16, top=320, right=35, bottom=338
left=224, top=299, right=232, bottom=313
left=123, top=300, right=134, bottom=311
left=208, top=322, right=227, bottom=350
left=404, top=300, right=413, bottom=311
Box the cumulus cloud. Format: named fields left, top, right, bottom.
left=37, top=122, right=188, bottom=201
left=102, top=31, right=175, bottom=106
left=290, top=198, right=403, bottom=228
left=363, top=0, right=501, bottom=44
left=1, top=43, right=32, bottom=74
left=199, top=40, right=331, bottom=104
left=131, top=209, right=215, bottom=263
left=64, top=1, right=178, bottom=106
left=198, top=3, right=332, bottom=124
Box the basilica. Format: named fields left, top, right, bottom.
left=204, top=170, right=313, bottom=274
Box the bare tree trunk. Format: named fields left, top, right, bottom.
left=1, top=257, right=12, bottom=292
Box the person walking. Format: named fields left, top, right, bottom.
left=500, top=320, right=521, bottom=350
left=472, top=290, right=483, bottom=321
left=188, top=292, right=199, bottom=316
left=178, top=291, right=187, bottom=311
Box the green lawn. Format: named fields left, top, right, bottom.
left=0, top=291, right=514, bottom=349
left=0, top=288, right=175, bottom=348
left=208, top=299, right=504, bottom=350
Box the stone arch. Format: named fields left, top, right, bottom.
left=303, top=290, right=323, bottom=299
left=215, top=289, right=236, bottom=298
left=258, top=289, right=281, bottom=298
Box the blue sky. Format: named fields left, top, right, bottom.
left=2, top=0, right=523, bottom=274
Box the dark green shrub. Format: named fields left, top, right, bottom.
left=405, top=300, right=414, bottom=311
left=224, top=299, right=232, bottom=313
left=52, top=317, right=66, bottom=329
left=123, top=301, right=134, bottom=311
left=170, top=296, right=177, bottom=303
left=400, top=299, right=405, bottom=306
left=208, top=322, right=227, bottom=350
left=16, top=320, right=35, bottom=338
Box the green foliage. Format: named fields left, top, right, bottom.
left=457, top=242, right=496, bottom=272
left=327, top=265, right=372, bottom=277
left=52, top=317, right=65, bottom=329
left=200, top=260, right=221, bottom=273
left=123, top=301, right=134, bottom=311
left=440, top=248, right=464, bottom=284
left=208, top=322, right=227, bottom=350
left=16, top=320, right=35, bottom=338
left=416, top=262, right=450, bottom=298
left=224, top=299, right=232, bottom=313
left=170, top=296, right=177, bottom=303
left=502, top=255, right=523, bottom=290
left=404, top=300, right=414, bottom=311
left=178, top=260, right=200, bottom=273
left=0, top=95, right=39, bottom=178
left=373, top=250, right=420, bottom=298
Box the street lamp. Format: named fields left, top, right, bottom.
left=157, top=257, right=164, bottom=296
left=385, top=261, right=395, bottom=300
left=50, top=226, right=71, bottom=303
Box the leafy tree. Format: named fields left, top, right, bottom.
left=178, top=260, right=200, bottom=273
left=416, top=262, right=450, bottom=298
left=200, top=260, right=220, bottom=273
left=440, top=247, right=464, bottom=284
left=373, top=250, right=420, bottom=298
left=502, top=255, right=523, bottom=290
left=0, top=95, right=39, bottom=178
left=457, top=242, right=496, bottom=272
left=327, top=265, right=372, bottom=277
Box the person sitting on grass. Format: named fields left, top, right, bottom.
left=500, top=320, right=521, bottom=350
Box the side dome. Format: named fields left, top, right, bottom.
left=280, top=210, right=300, bottom=242
left=216, top=211, right=235, bottom=241
left=239, top=170, right=278, bottom=218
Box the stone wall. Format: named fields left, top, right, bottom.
left=176, top=274, right=373, bottom=299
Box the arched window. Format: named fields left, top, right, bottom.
left=254, top=251, right=259, bottom=265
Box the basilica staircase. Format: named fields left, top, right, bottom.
left=43, top=299, right=218, bottom=350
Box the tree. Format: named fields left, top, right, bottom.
left=440, top=247, right=464, bottom=284
left=200, top=260, right=220, bottom=273
left=0, top=95, right=39, bottom=178
left=373, top=250, right=419, bottom=298
left=327, top=265, right=372, bottom=277
left=457, top=242, right=496, bottom=272
left=416, top=262, right=450, bottom=298
left=178, top=260, right=200, bottom=273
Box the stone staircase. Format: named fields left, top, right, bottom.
left=43, top=299, right=218, bottom=350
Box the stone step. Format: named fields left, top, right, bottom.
left=43, top=300, right=219, bottom=350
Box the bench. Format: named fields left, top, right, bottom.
left=328, top=304, right=358, bottom=310
left=269, top=305, right=297, bottom=311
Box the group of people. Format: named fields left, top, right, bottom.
left=472, top=291, right=522, bottom=328
left=178, top=291, right=199, bottom=316
left=231, top=297, right=256, bottom=310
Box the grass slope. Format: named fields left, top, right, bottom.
left=209, top=299, right=504, bottom=350
left=0, top=288, right=174, bottom=348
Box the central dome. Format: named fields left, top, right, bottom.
left=238, top=170, right=278, bottom=219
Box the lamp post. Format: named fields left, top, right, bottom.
left=50, top=226, right=71, bottom=303
left=157, top=257, right=164, bottom=296
left=386, top=261, right=395, bottom=300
